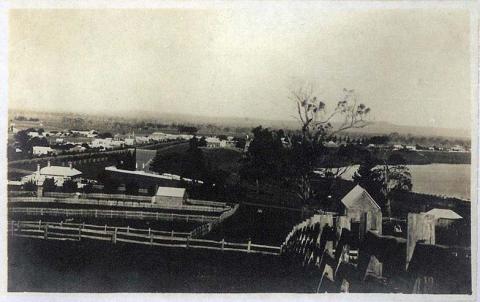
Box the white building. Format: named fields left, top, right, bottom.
left=22, top=161, right=82, bottom=187
left=152, top=187, right=188, bottom=206
left=206, top=137, right=221, bottom=148
left=91, top=138, right=117, bottom=149
left=405, top=145, right=417, bottom=151
left=149, top=132, right=168, bottom=141
left=124, top=138, right=135, bottom=146
left=324, top=141, right=339, bottom=148
left=135, top=136, right=150, bottom=144
left=32, top=146, right=55, bottom=156
left=28, top=131, right=40, bottom=138
left=71, top=129, right=97, bottom=137
left=450, top=145, right=466, bottom=152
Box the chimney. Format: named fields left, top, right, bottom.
left=69, top=161, right=73, bottom=169
left=47, top=160, right=51, bottom=167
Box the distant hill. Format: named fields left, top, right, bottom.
left=9, top=109, right=470, bottom=139
left=344, top=121, right=470, bottom=139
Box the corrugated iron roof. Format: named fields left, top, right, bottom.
left=425, top=208, right=462, bottom=220
left=40, top=166, right=82, bottom=177
left=155, top=186, right=186, bottom=198
left=341, top=184, right=381, bottom=210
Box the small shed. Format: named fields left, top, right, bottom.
left=424, top=208, right=462, bottom=227
left=152, top=187, right=187, bottom=206
left=340, top=184, right=382, bottom=234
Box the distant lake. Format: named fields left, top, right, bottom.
left=341, top=164, right=471, bottom=201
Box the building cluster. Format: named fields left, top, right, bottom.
left=281, top=185, right=469, bottom=294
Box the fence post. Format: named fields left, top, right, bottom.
left=38, top=220, right=42, bottom=230
left=186, top=236, right=190, bottom=249
left=44, top=223, right=49, bottom=240
left=221, top=238, right=225, bottom=251
left=78, top=225, right=82, bottom=241
left=11, top=220, right=15, bottom=237
left=150, top=230, right=153, bottom=245
left=104, top=225, right=107, bottom=233
left=95, top=209, right=98, bottom=218
left=127, top=226, right=129, bottom=233
left=247, top=240, right=251, bottom=253
left=171, top=230, right=174, bottom=237
left=40, top=208, right=44, bottom=216
left=112, top=227, right=117, bottom=244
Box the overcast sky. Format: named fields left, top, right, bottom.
left=8, top=8, right=472, bottom=130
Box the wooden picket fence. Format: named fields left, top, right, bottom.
left=8, top=220, right=281, bottom=256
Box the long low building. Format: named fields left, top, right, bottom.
left=104, top=166, right=203, bottom=189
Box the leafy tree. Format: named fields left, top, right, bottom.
left=239, top=126, right=285, bottom=192
left=150, top=151, right=183, bottom=175
left=42, top=178, right=57, bottom=192
left=198, top=136, right=207, bottom=147
left=374, top=164, right=412, bottom=216
left=30, top=137, right=49, bottom=147
left=235, top=137, right=246, bottom=149
left=368, top=135, right=390, bottom=145
left=15, top=130, right=30, bottom=152
left=62, top=179, right=78, bottom=193
left=125, top=180, right=140, bottom=195
left=98, top=132, right=113, bottom=139
left=177, top=125, right=198, bottom=134
left=82, top=183, right=94, bottom=194
left=218, top=134, right=228, bottom=141
left=147, top=185, right=157, bottom=196
left=181, top=136, right=207, bottom=182
left=388, top=153, right=406, bottom=165
left=117, top=149, right=136, bottom=170
left=23, top=180, right=37, bottom=191
left=103, top=177, right=120, bottom=194
left=352, top=152, right=382, bottom=195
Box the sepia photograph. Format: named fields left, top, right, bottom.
left=1, top=1, right=477, bottom=299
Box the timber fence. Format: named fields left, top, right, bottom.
left=9, top=207, right=220, bottom=224
left=190, top=204, right=240, bottom=238
left=8, top=196, right=230, bottom=213
left=8, top=220, right=281, bottom=256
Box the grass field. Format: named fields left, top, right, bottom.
left=8, top=237, right=315, bottom=292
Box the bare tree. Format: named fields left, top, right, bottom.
left=288, top=86, right=371, bottom=205
left=291, top=87, right=370, bottom=142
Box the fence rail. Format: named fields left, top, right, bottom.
left=9, top=207, right=220, bottom=223
left=9, top=196, right=230, bottom=213
left=8, top=220, right=280, bottom=256
left=190, top=204, right=240, bottom=238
